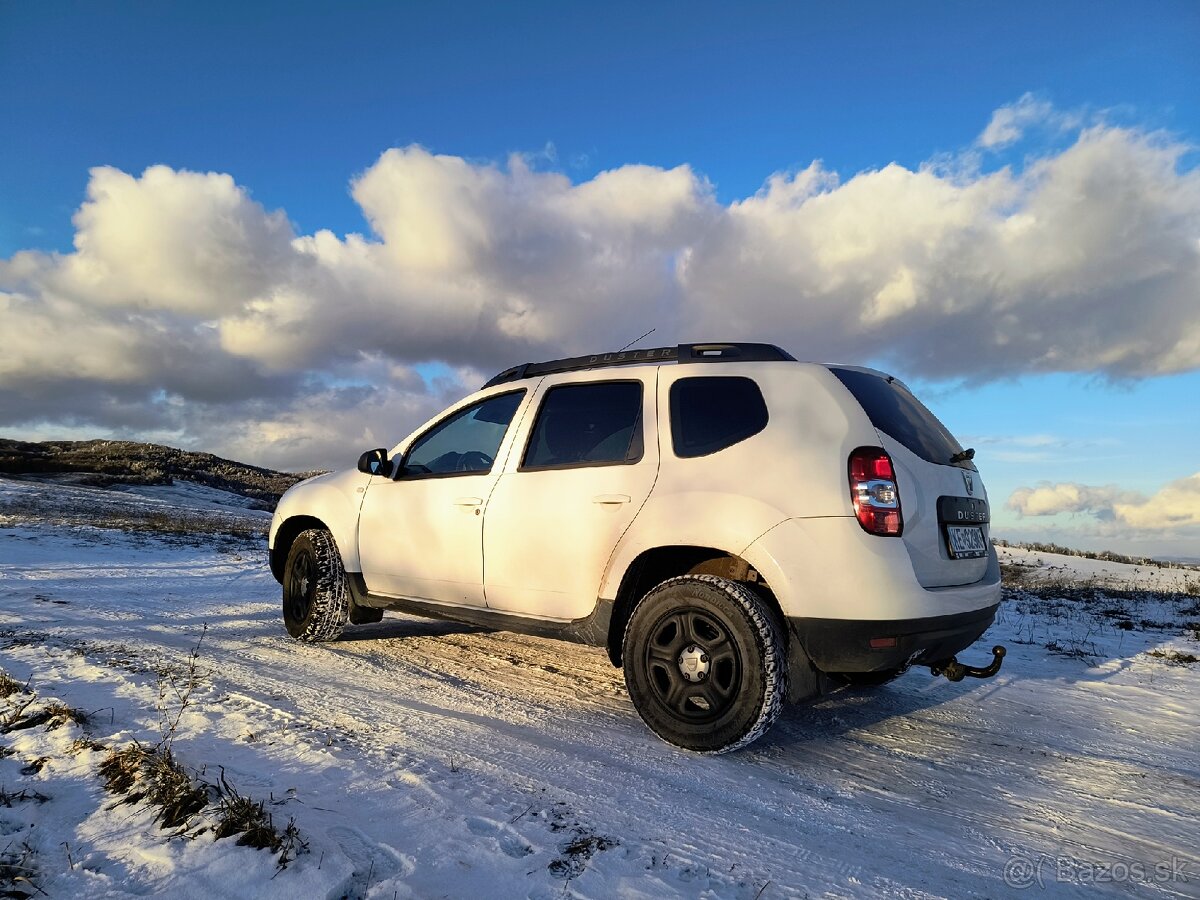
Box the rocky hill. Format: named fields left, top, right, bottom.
left=0, top=439, right=319, bottom=505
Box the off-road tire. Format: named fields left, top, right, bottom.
left=282, top=528, right=350, bottom=642
left=622, top=575, right=787, bottom=754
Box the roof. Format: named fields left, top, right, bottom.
left=481, top=343, right=796, bottom=389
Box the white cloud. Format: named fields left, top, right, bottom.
left=977, top=92, right=1067, bottom=149
left=680, top=126, right=1200, bottom=379
left=1007, top=473, right=1200, bottom=533
left=1007, top=482, right=1138, bottom=518
left=60, top=165, right=296, bottom=316
left=1, top=100, right=1199, bottom=469
left=1114, top=473, right=1200, bottom=530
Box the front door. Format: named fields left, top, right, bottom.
left=357, top=389, right=528, bottom=606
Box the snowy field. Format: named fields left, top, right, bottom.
left=1, top=475, right=1198, bottom=898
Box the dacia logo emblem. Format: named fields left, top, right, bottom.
left=962, top=470, right=974, bottom=496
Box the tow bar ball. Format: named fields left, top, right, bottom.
left=930, top=645, right=1007, bottom=682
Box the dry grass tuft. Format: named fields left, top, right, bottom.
left=99, top=744, right=151, bottom=797
left=42, top=703, right=88, bottom=731
left=213, top=770, right=308, bottom=868
left=0, top=838, right=41, bottom=898
left=99, top=743, right=208, bottom=829
left=0, top=672, right=27, bottom=700
left=1146, top=648, right=1200, bottom=665
left=0, top=786, right=50, bottom=808
left=143, top=750, right=208, bottom=829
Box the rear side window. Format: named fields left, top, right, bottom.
left=670, top=376, right=768, bottom=458
left=522, top=381, right=643, bottom=469
left=829, top=367, right=965, bottom=466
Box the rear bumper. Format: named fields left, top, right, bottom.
left=789, top=602, right=999, bottom=673
left=743, top=516, right=1003, bottom=620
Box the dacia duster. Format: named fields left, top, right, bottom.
left=269, top=343, right=1004, bottom=753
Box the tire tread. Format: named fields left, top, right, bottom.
left=288, top=528, right=350, bottom=643
left=624, top=574, right=787, bottom=754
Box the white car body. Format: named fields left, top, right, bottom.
left=269, top=343, right=1003, bottom=750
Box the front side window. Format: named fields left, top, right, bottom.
left=670, top=376, right=768, bottom=458
left=401, top=391, right=524, bottom=477
left=522, top=381, right=643, bottom=469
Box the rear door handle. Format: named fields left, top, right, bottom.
left=593, top=494, right=631, bottom=505
left=454, top=497, right=484, bottom=507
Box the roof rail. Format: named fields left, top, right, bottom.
left=481, top=342, right=795, bottom=389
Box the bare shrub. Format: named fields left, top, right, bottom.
left=157, top=627, right=207, bottom=751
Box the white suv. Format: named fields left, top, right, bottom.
left=269, top=343, right=1003, bottom=753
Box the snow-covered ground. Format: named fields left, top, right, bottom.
left=998, top=544, right=1200, bottom=594
left=1, top=475, right=1198, bottom=898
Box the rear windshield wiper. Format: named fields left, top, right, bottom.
left=949, top=447, right=975, bottom=464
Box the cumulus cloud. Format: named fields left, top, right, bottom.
left=1114, top=473, right=1200, bottom=530
left=1, top=99, right=1199, bottom=468
left=1007, top=473, right=1200, bottom=532
left=681, top=126, right=1200, bottom=379
left=976, top=92, right=1076, bottom=149
left=1007, top=482, right=1139, bottom=519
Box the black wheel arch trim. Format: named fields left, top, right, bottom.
left=269, top=514, right=329, bottom=583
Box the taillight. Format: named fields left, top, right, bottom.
left=849, top=447, right=903, bottom=536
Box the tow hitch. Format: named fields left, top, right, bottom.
left=929, top=645, right=1006, bottom=682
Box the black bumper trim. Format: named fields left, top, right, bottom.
left=788, top=604, right=1000, bottom=673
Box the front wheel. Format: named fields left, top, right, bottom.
left=622, top=575, right=787, bottom=753
left=282, top=528, right=350, bottom=642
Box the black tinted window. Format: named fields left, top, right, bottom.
left=670, top=376, right=768, bottom=458
left=403, top=391, right=524, bottom=476
left=523, top=382, right=643, bottom=469
left=830, top=367, right=965, bottom=466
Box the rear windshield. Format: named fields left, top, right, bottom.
left=829, top=367, right=967, bottom=467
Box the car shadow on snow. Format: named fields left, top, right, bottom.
left=334, top=616, right=482, bottom=643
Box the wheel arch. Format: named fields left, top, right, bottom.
left=605, top=545, right=785, bottom=667
left=270, top=515, right=331, bottom=583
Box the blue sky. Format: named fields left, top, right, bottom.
left=4, top=1, right=1197, bottom=253
left=1, top=1, right=1199, bottom=557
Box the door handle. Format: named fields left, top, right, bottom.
left=454, top=497, right=484, bottom=507
left=593, top=494, right=631, bottom=505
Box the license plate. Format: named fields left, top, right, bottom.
left=946, top=525, right=987, bottom=559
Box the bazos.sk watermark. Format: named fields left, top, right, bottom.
left=1003, top=853, right=1193, bottom=890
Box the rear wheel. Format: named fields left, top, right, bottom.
left=622, top=575, right=787, bottom=753
left=282, top=528, right=350, bottom=642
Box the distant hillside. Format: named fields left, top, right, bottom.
left=993, top=538, right=1200, bottom=572
left=0, top=439, right=321, bottom=505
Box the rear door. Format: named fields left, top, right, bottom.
left=829, top=367, right=990, bottom=588
left=483, top=373, right=660, bottom=620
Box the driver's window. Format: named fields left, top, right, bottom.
left=401, top=391, right=525, bottom=477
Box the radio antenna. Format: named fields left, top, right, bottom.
left=617, top=328, right=656, bottom=352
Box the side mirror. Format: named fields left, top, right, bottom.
left=357, top=447, right=390, bottom=477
